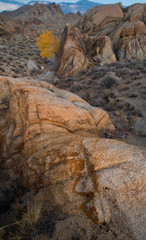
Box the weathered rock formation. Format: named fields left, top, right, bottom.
left=85, top=35, right=117, bottom=64
left=124, top=3, right=146, bottom=23
left=57, top=24, right=116, bottom=76
left=58, top=3, right=146, bottom=76
left=117, top=35, right=146, bottom=60
left=112, top=3, right=146, bottom=60
left=0, top=76, right=145, bottom=240
left=57, top=24, right=88, bottom=76
left=109, top=3, right=146, bottom=60
left=77, top=4, right=123, bottom=35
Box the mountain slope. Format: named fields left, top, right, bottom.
left=0, top=2, right=81, bottom=38
left=2, top=2, right=64, bottom=19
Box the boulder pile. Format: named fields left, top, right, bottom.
left=57, top=3, right=146, bottom=76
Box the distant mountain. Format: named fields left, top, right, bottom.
left=27, top=0, right=103, bottom=15
left=1, top=0, right=103, bottom=15
left=28, top=0, right=50, bottom=6
left=60, top=0, right=102, bottom=15
left=2, top=2, right=65, bottom=18
left=0, top=0, right=25, bottom=12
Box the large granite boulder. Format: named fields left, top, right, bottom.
left=77, top=4, right=123, bottom=35
left=111, top=4, right=146, bottom=60
left=114, top=3, right=146, bottom=60
left=117, top=35, right=146, bottom=60
left=57, top=24, right=88, bottom=76
left=124, top=3, right=146, bottom=23
left=0, top=76, right=145, bottom=240
left=120, top=20, right=146, bottom=38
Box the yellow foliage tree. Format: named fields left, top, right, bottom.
left=36, top=30, right=60, bottom=58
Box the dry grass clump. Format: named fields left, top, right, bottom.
left=21, top=200, right=42, bottom=230
left=0, top=228, right=6, bottom=240
left=9, top=200, right=42, bottom=240
left=0, top=199, right=42, bottom=240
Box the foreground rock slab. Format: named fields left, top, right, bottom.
left=0, top=76, right=145, bottom=240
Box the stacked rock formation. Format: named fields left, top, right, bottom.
left=57, top=3, right=146, bottom=76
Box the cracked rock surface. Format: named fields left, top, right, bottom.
left=0, top=76, right=145, bottom=240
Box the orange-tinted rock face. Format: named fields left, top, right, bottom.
left=0, top=76, right=145, bottom=240
left=57, top=24, right=88, bottom=76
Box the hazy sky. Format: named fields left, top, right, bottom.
left=15, top=0, right=146, bottom=5
left=0, top=0, right=145, bottom=12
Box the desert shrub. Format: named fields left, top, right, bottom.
left=89, top=97, right=105, bottom=108
left=100, top=75, right=119, bottom=89
left=116, top=62, right=129, bottom=68
left=115, top=68, right=130, bottom=77
left=92, top=70, right=106, bottom=79
left=142, top=69, right=146, bottom=74
left=36, top=30, right=60, bottom=58
left=70, top=83, right=82, bottom=93
left=130, top=70, right=140, bottom=76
